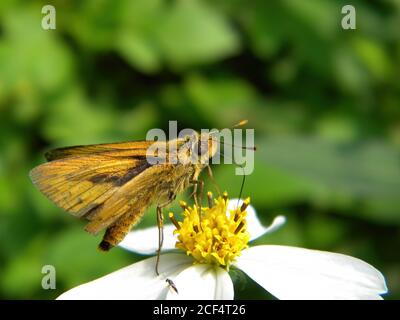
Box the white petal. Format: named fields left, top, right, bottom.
left=119, top=224, right=177, bottom=254
left=166, top=265, right=234, bottom=300
left=234, top=245, right=387, bottom=300
left=57, top=253, right=192, bottom=300
left=228, top=199, right=286, bottom=241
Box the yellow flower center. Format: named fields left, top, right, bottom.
left=169, top=192, right=250, bottom=268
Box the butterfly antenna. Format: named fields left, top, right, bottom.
left=209, top=119, right=256, bottom=151
left=236, top=164, right=246, bottom=209
left=207, top=165, right=221, bottom=196
left=210, top=119, right=248, bottom=135
left=211, top=137, right=256, bottom=151
left=232, top=119, right=248, bottom=128
left=216, top=150, right=247, bottom=207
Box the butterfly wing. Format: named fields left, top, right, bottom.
left=84, top=164, right=179, bottom=234
left=44, top=141, right=154, bottom=161
left=30, top=139, right=187, bottom=234
left=29, top=154, right=152, bottom=220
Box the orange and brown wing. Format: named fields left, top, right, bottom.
left=84, top=164, right=177, bottom=234
left=30, top=153, right=152, bottom=221
left=30, top=139, right=188, bottom=234
left=44, top=141, right=154, bottom=161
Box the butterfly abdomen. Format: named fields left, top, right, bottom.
left=97, top=205, right=148, bottom=251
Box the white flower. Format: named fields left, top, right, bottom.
left=58, top=194, right=387, bottom=300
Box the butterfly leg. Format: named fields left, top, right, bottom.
left=190, top=179, right=204, bottom=208
left=206, top=165, right=221, bottom=195
left=155, top=191, right=176, bottom=276
left=156, top=205, right=164, bottom=276
left=189, top=179, right=204, bottom=232
left=155, top=192, right=179, bottom=294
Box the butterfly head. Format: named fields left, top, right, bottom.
left=194, top=132, right=218, bottom=166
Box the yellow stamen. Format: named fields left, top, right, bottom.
left=240, top=198, right=250, bottom=212
left=172, top=192, right=250, bottom=268
left=207, top=192, right=213, bottom=208
left=168, top=212, right=180, bottom=230
left=234, top=221, right=245, bottom=234
left=179, top=201, right=187, bottom=210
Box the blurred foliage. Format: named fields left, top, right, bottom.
left=0, top=0, right=399, bottom=299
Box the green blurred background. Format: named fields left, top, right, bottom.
left=0, top=0, right=399, bottom=299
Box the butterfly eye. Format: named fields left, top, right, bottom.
left=193, top=140, right=208, bottom=157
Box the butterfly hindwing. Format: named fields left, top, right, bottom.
left=29, top=154, right=152, bottom=219
left=83, top=164, right=179, bottom=234
left=30, top=138, right=191, bottom=234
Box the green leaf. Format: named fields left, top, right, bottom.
left=41, top=88, right=117, bottom=145
left=215, top=159, right=314, bottom=208
left=45, top=226, right=131, bottom=289
left=0, top=7, right=73, bottom=93
left=352, top=37, right=392, bottom=81
left=64, top=0, right=123, bottom=50
left=258, top=136, right=400, bottom=223
left=1, top=237, right=47, bottom=298
left=157, top=0, right=240, bottom=68
left=184, top=74, right=259, bottom=126
left=115, top=0, right=163, bottom=72
left=116, top=32, right=161, bottom=73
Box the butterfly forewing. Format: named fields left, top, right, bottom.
left=30, top=137, right=202, bottom=250
left=44, top=141, right=155, bottom=161
left=29, top=154, right=151, bottom=219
